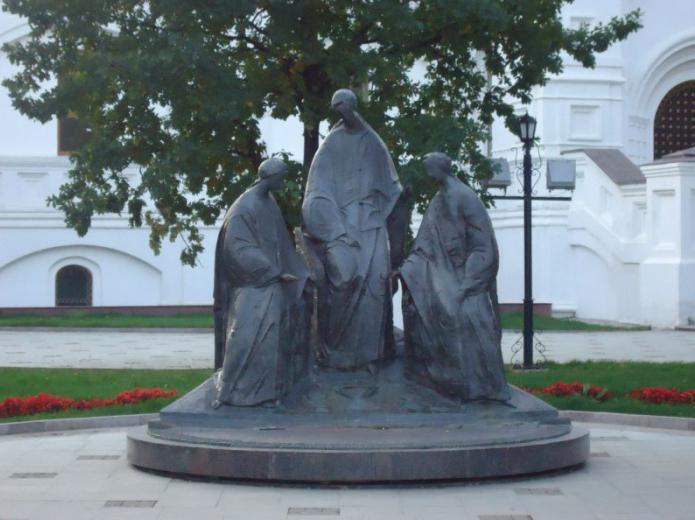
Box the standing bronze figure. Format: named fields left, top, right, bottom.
left=213, top=158, right=309, bottom=407
left=400, top=153, right=510, bottom=401
left=302, top=89, right=404, bottom=370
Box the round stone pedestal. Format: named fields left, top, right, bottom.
left=128, top=422, right=588, bottom=483
left=127, top=358, right=589, bottom=482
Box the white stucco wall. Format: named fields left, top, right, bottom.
left=486, top=0, right=695, bottom=327
left=491, top=0, right=695, bottom=166
left=0, top=12, right=58, bottom=157
left=639, top=159, right=695, bottom=327
left=0, top=156, right=220, bottom=307
left=1, top=1, right=694, bottom=329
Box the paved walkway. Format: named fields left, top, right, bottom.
left=0, top=423, right=693, bottom=519
left=0, top=329, right=694, bottom=369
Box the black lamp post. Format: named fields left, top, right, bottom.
left=488, top=113, right=573, bottom=369
left=519, top=113, right=537, bottom=369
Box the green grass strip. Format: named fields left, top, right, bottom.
left=0, top=311, right=646, bottom=331
left=1, top=361, right=694, bottom=422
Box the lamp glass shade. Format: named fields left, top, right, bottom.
left=519, top=113, right=537, bottom=143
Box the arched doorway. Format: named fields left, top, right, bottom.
left=55, top=265, right=92, bottom=306
left=654, top=80, right=695, bottom=159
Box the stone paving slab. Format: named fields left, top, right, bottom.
left=0, top=424, right=694, bottom=519
left=0, top=329, right=694, bottom=369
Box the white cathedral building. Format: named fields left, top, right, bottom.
left=1, top=0, right=694, bottom=328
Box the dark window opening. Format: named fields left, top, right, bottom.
left=55, top=265, right=93, bottom=307
left=57, top=112, right=91, bottom=156
left=654, top=80, right=695, bottom=159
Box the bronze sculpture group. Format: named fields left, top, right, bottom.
left=213, top=88, right=509, bottom=408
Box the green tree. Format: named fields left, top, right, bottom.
left=2, top=0, right=640, bottom=265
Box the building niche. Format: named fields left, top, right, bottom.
left=55, top=265, right=92, bottom=307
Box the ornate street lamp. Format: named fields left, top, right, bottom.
left=519, top=113, right=537, bottom=369
left=488, top=112, right=574, bottom=369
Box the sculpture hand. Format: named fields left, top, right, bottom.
left=457, top=285, right=471, bottom=303
left=337, top=235, right=360, bottom=248
left=457, top=280, right=480, bottom=302
left=279, top=273, right=299, bottom=283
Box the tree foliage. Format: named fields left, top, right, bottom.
left=2, top=0, right=641, bottom=265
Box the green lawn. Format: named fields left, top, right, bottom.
left=0, top=311, right=646, bottom=331
left=0, top=367, right=211, bottom=422
left=500, top=312, right=648, bottom=332
left=507, top=361, right=695, bottom=418
left=0, top=313, right=214, bottom=329
left=1, top=362, right=695, bottom=423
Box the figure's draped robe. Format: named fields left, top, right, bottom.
left=400, top=182, right=510, bottom=401
left=213, top=186, right=308, bottom=406
left=302, top=120, right=402, bottom=369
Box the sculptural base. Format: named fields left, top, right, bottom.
left=127, top=357, right=589, bottom=482
left=128, top=423, right=587, bottom=482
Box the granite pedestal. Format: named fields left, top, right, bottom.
left=127, top=355, right=589, bottom=482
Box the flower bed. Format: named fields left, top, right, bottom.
left=525, top=381, right=695, bottom=405
left=6, top=383, right=695, bottom=420
left=630, top=387, right=695, bottom=405
left=0, top=388, right=178, bottom=419
left=524, top=381, right=613, bottom=402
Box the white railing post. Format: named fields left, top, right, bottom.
left=640, top=153, right=695, bottom=327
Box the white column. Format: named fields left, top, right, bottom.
left=640, top=158, right=695, bottom=327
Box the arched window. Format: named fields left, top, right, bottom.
left=55, top=265, right=92, bottom=306
left=654, top=80, right=695, bottom=159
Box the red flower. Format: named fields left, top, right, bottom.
left=0, top=388, right=178, bottom=419
left=630, top=387, right=695, bottom=405
left=523, top=381, right=613, bottom=401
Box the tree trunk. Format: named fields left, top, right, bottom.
left=303, top=123, right=320, bottom=169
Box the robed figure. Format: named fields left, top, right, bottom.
left=302, top=89, right=405, bottom=370
left=400, top=153, right=510, bottom=401
left=213, top=158, right=309, bottom=407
